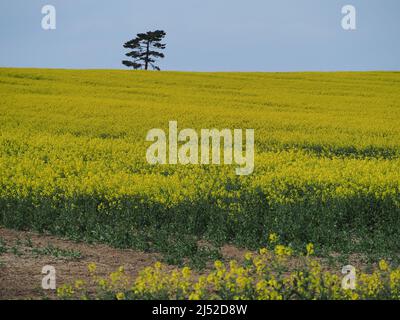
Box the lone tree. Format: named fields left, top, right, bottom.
left=122, top=30, right=166, bottom=70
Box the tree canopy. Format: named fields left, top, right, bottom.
left=122, top=30, right=166, bottom=70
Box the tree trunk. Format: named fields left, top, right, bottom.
left=145, top=41, right=150, bottom=70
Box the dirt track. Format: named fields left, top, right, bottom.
left=0, top=227, right=248, bottom=300
left=0, top=227, right=162, bottom=299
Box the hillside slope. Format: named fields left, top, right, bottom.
left=1, top=68, right=400, bottom=262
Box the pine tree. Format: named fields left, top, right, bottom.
left=122, top=30, right=166, bottom=70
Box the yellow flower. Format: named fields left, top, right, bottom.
left=214, top=260, right=224, bottom=270
left=390, top=270, right=400, bottom=299
left=88, top=262, right=97, bottom=274
left=189, top=293, right=201, bottom=300
left=349, top=292, right=359, bottom=300
left=378, top=259, right=389, bottom=272
left=236, top=275, right=251, bottom=290
left=116, top=292, right=125, bottom=300
left=274, top=245, right=284, bottom=256
left=182, top=267, right=191, bottom=278
left=256, top=279, right=267, bottom=291
left=306, top=243, right=314, bottom=256
left=253, top=256, right=266, bottom=275
left=57, top=284, right=74, bottom=298
left=259, top=248, right=268, bottom=255
left=269, top=233, right=278, bottom=244
left=74, top=279, right=85, bottom=290
left=97, top=278, right=108, bottom=289
left=244, top=252, right=253, bottom=260
left=154, top=262, right=162, bottom=269
left=274, top=245, right=292, bottom=257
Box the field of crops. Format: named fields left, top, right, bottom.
left=0, top=68, right=399, bottom=265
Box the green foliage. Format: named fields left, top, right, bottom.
left=0, top=237, right=6, bottom=255
left=0, top=69, right=400, bottom=264
left=122, top=30, right=166, bottom=70
left=31, top=243, right=82, bottom=260
left=58, top=243, right=400, bottom=300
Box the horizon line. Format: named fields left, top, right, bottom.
left=1, top=66, right=399, bottom=73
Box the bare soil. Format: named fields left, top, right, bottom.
left=0, top=227, right=164, bottom=300
left=0, top=227, right=251, bottom=300
left=1, top=227, right=372, bottom=300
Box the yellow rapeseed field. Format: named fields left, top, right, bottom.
left=0, top=68, right=399, bottom=263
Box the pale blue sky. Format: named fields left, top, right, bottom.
left=0, top=0, right=399, bottom=71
